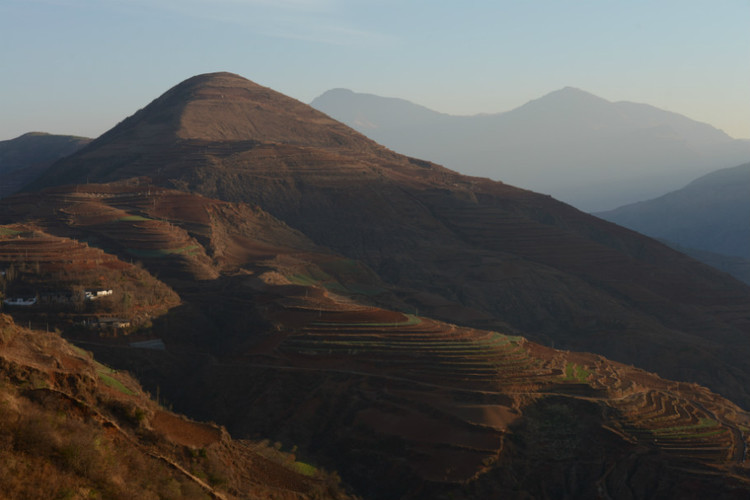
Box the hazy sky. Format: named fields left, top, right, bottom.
left=1, top=0, right=749, bottom=140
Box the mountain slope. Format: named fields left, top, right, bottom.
left=311, top=87, right=750, bottom=211
left=3, top=186, right=750, bottom=498
left=0, top=132, right=90, bottom=198
left=598, top=162, right=750, bottom=260
left=0, top=311, right=354, bottom=500
left=25, top=73, right=750, bottom=413
left=29, top=73, right=382, bottom=191
left=664, top=243, right=750, bottom=286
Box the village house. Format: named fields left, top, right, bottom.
left=99, top=317, right=131, bottom=328
left=80, top=316, right=131, bottom=329
left=3, top=296, right=37, bottom=306
left=85, top=289, right=113, bottom=301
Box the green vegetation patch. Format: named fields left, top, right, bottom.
left=94, top=360, right=134, bottom=395
left=651, top=418, right=722, bottom=438
left=0, top=227, right=21, bottom=237
left=289, top=271, right=348, bottom=294
left=125, top=245, right=201, bottom=258
left=288, top=273, right=319, bottom=287
left=291, top=461, right=317, bottom=477
left=71, top=345, right=92, bottom=359
left=490, top=332, right=524, bottom=345
left=117, top=215, right=152, bottom=222
left=98, top=373, right=135, bottom=396
left=562, top=362, right=591, bottom=383
left=311, top=314, right=422, bottom=328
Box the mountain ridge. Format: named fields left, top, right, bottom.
left=597, top=162, right=750, bottom=266
left=0, top=132, right=90, bottom=198
left=311, top=87, right=750, bottom=211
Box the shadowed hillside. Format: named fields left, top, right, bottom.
left=2, top=188, right=750, bottom=497
left=598, top=162, right=750, bottom=262
left=661, top=242, right=750, bottom=286
left=0, top=132, right=90, bottom=198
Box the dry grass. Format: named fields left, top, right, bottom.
left=0, top=314, right=355, bottom=500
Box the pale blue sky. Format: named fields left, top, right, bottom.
left=1, top=0, right=749, bottom=140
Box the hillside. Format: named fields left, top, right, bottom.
left=7, top=71, right=750, bottom=497
left=0, top=312, right=354, bottom=499
left=27, top=72, right=750, bottom=409
left=2, top=189, right=750, bottom=497
left=311, top=87, right=750, bottom=211
left=664, top=243, right=750, bottom=286
left=0, top=132, right=90, bottom=198
left=597, top=162, right=750, bottom=262
left=98, top=276, right=750, bottom=499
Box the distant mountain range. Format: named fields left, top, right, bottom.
left=597, top=162, right=750, bottom=283
left=311, top=88, right=750, bottom=212
left=0, top=132, right=90, bottom=198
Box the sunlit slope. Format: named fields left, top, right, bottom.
left=0, top=312, right=354, bottom=500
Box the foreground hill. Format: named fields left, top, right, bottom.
left=0, top=311, right=354, bottom=500
left=598, top=162, right=750, bottom=264
left=0, top=132, right=90, bottom=198
left=311, top=87, right=750, bottom=211
left=3, top=184, right=750, bottom=498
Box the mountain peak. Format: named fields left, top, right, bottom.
left=317, top=88, right=355, bottom=98
left=91, top=72, right=380, bottom=147
left=527, top=86, right=612, bottom=108
left=29, top=72, right=385, bottom=189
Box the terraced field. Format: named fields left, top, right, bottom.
left=280, top=311, right=552, bottom=391
left=1, top=184, right=345, bottom=284
left=241, top=283, right=750, bottom=486
left=612, top=387, right=749, bottom=463
left=0, top=223, right=178, bottom=330
left=0, top=223, right=126, bottom=273
left=0, top=187, right=224, bottom=280
left=3, top=181, right=750, bottom=496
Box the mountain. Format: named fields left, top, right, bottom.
left=597, top=162, right=750, bottom=260
left=7, top=71, right=750, bottom=497
left=28, top=72, right=750, bottom=406
left=666, top=243, right=750, bottom=286
left=311, top=87, right=750, bottom=212
left=0, top=276, right=352, bottom=499
left=0, top=132, right=91, bottom=198
left=3, top=192, right=750, bottom=498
